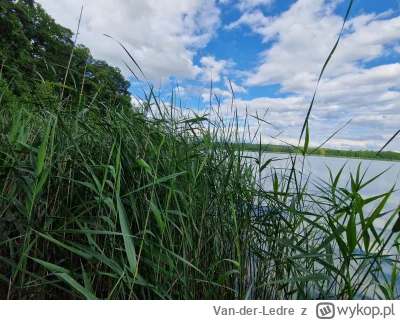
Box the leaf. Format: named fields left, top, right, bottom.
left=316, top=226, right=345, bottom=252
left=217, top=269, right=239, bottom=285
left=34, top=167, right=51, bottom=196
left=38, top=232, right=92, bottom=260
left=273, top=171, right=279, bottom=199
left=149, top=199, right=165, bottom=233
left=223, top=259, right=240, bottom=268
left=46, top=81, right=77, bottom=92
left=116, top=196, right=137, bottom=274
left=392, top=213, right=400, bottom=233
left=103, top=34, right=147, bottom=81
left=391, top=266, right=397, bottom=292
left=303, top=121, right=310, bottom=155
left=327, top=216, right=348, bottom=257
left=360, top=186, right=394, bottom=240
left=30, top=257, right=71, bottom=274
left=359, top=167, right=392, bottom=191
left=243, top=284, right=254, bottom=300
left=136, top=159, right=152, bottom=174
left=0, top=274, right=9, bottom=284
left=81, top=263, right=94, bottom=295
left=260, top=158, right=275, bottom=172
left=308, top=118, right=353, bottom=156
left=9, top=109, right=22, bottom=143
left=56, top=273, right=98, bottom=300
left=346, top=211, right=357, bottom=253
left=36, top=120, right=52, bottom=175
left=123, top=171, right=186, bottom=196
left=181, top=116, right=208, bottom=124
left=288, top=253, right=328, bottom=259
left=363, top=229, right=370, bottom=254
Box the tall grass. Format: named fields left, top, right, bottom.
left=1, top=0, right=400, bottom=300
left=0, top=89, right=399, bottom=299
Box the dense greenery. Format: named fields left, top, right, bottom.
left=241, top=144, right=400, bottom=161
left=0, top=0, right=131, bottom=111
left=1, top=0, right=400, bottom=300
left=2, top=91, right=400, bottom=300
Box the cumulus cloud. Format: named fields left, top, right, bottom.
left=236, top=0, right=275, bottom=12
left=223, top=0, right=400, bottom=151
left=224, top=77, right=248, bottom=93
left=226, top=0, right=400, bottom=88
left=198, top=56, right=235, bottom=83
left=174, top=85, right=186, bottom=97
left=36, top=0, right=221, bottom=82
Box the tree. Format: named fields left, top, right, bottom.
left=0, top=0, right=132, bottom=111
left=0, top=0, right=33, bottom=94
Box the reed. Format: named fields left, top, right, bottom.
left=0, top=0, right=399, bottom=300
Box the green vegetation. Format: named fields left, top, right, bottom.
left=0, top=0, right=131, bottom=112
left=241, top=144, right=400, bottom=161
left=1, top=0, right=400, bottom=300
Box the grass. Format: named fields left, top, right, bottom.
left=0, top=89, right=399, bottom=299
left=1, top=0, right=400, bottom=300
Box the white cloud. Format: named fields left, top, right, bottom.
left=174, top=85, right=186, bottom=96
left=201, top=87, right=232, bottom=101
left=186, top=77, right=247, bottom=103
left=224, top=77, right=248, bottom=93
left=236, top=0, right=275, bottom=12
left=36, top=0, right=221, bottom=82
left=199, top=56, right=235, bottom=83
left=223, top=0, right=400, bottom=151
left=225, top=10, right=270, bottom=30
left=226, top=0, right=400, bottom=89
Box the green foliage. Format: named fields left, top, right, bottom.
left=0, top=0, right=131, bottom=110
left=0, top=78, right=17, bottom=109
left=0, top=98, right=398, bottom=300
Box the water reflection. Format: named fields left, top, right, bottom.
left=253, top=152, right=400, bottom=214
left=245, top=152, right=400, bottom=299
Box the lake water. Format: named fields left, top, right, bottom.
left=246, top=152, right=400, bottom=298
left=249, top=152, right=400, bottom=226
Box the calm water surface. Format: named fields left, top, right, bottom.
left=247, top=152, right=400, bottom=298
left=250, top=152, right=400, bottom=223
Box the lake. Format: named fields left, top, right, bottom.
left=249, top=152, right=400, bottom=224
left=246, top=152, right=400, bottom=298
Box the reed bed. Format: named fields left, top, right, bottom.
left=0, top=0, right=399, bottom=300
left=0, top=89, right=399, bottom=299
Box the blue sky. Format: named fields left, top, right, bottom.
left=37, top=0, right=400, bottom=151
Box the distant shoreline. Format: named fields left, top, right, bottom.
left=241, top=145, right=400, bottom=162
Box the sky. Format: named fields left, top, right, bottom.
left=36, top=0, right=400, bottom=151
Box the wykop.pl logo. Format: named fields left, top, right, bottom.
left=316, top=303, right=335, bottom=319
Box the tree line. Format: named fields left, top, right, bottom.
left=241, top=143, right=400, bottom=161
left=0, top=0, right=132, bottom=112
